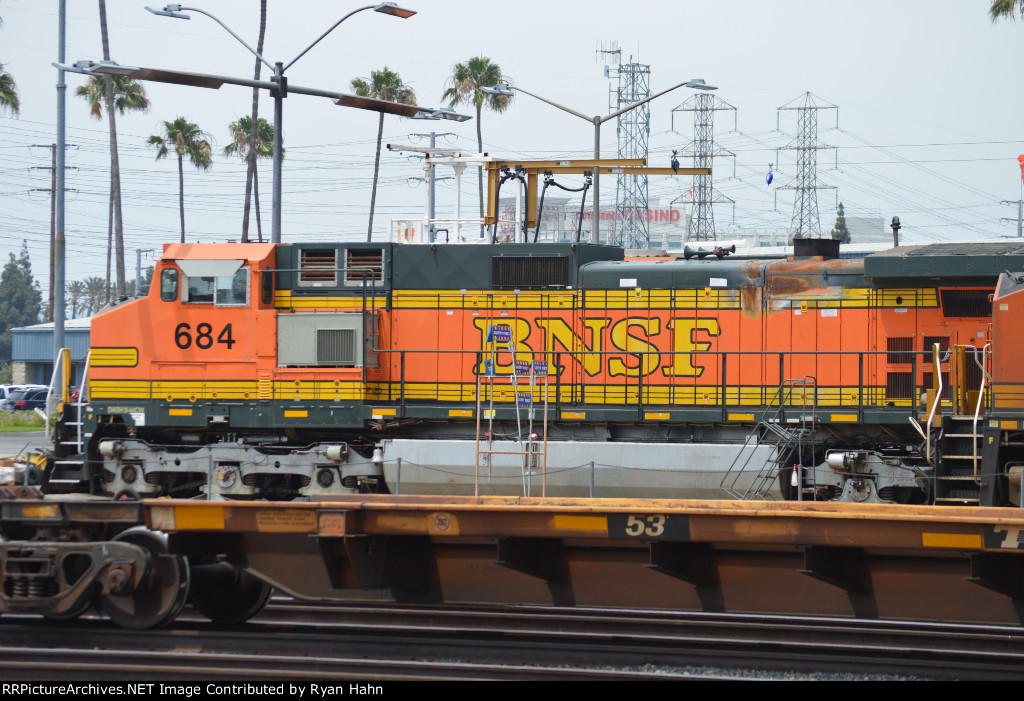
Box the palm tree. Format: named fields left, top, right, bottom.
left=351, top=67, right=417, bottom=242
left=76, top=73, right=149, bottom=301
left=83, top=277, right=108, bottom=315
left=442, top=57, right=511, bottom=237
left=991, top=0, right=1024, bottom=21
left=241, top=0, right=268, bottom=243
left=65, top=280, right=86, bottom=318
left=148, top=118, right=213, bottom=243
left=76, top=75, right=148, bottom=119
left=96, top=0, right=130, bottom=298
left=225, top=116, right=277, bottom=243
left=0, top=63, right=19, bottom=116
left=0, top=6, right=18, bottom=118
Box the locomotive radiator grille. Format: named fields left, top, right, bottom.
left=317, top=329, right=356, bottom=365
left=492, top=255, right=569, bottom=289
left=940, top=289, right=992, bottom=318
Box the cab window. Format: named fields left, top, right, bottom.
left=160, top=268, right=179, bottom=301
left=185, top=268, right=248, bottom=305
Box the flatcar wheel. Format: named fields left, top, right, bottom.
left=97, top=528, right=190, bottom=630
left=189, top=562, right=273, bottom=624
left=44, top=601, right=92, bottom=620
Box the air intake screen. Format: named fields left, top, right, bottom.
left=345, top=249, right=384, bottom=284
left=922, top=336, right=949, bottom=354
left=300, top=249, right=337, bottom=285
left=886, top=337, right=914, bottom=365
left=492, top=256, right=569, bottom=289
left=317, top=329, right=356, bottom=365
left=940, top=289, right=991, bottom=318
left=886, top=372, right=914, bottom=400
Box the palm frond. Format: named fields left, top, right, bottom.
left=991, top=0, right=1024, bottom=22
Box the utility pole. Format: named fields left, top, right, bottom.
left=30, top=144, right=76, bottom=322
left=410, top=132, right=454, bottom=242
left=136, top=249, right=154, bottom=297
left=55, top=0, right=67, bottom=367
left=1001, top=200, right=1023, bottom=238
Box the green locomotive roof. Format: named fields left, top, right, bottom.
left=864, top=242, right=1024, bottom=280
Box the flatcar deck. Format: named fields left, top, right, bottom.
left=4, top=490, right=1024, bottom=628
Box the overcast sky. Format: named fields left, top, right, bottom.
left=2, top=1, right=1023, bottom=296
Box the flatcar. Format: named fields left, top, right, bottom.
left=45, top=238, right=1024, bottom=506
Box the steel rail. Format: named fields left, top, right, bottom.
left=3, top=603, right=1024, bottom=680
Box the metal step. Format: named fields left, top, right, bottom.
left=937, top=487, right=980, bottom=499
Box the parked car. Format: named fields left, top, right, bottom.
left=0, top=385, right=46, bottom=410
left=1, top=388, right=49, bottom=412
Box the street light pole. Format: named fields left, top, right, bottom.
left=147, top=3, right=416, bottom=243
left=483, top=79, right=716, bottom=244
left=272, top=61, right=284, bottom=244
left=54, top=0, right=66, bottom=367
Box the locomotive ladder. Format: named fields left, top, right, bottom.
left=930, top=345, right=991, bottom=506
left=44, top=348, right=92, bottom=491
left=722, top=376, right=819, bottom=501
left=473, top=323, right=550, bottom=497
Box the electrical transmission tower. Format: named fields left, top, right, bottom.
left=776, top=92, right=837, bottom=239
left=671, top=94, right=736, bottom=242
left=599, top=42, right=651, bottom=248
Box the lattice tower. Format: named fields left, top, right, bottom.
left=601, top=47, right=651, bottom=249
left=776, top=92, right=837, bottom=239
left=671, top=94, right=736, bottom=242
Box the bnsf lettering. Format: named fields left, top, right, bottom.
left=475, top=316, right=721, bottom=378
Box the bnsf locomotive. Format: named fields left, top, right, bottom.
left=46, top=238, right=1024, bottom=506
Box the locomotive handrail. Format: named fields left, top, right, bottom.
left=74, top=349, right=88, bottom=455
left=971, top=343, right=992, bottom=485
left=367, top=346, right=957, bottom=418
left=44, top=353, right=63, bottom=445
left=238, top=338, right=958, bottom=418
left=924, top=343, right=943, bottom=467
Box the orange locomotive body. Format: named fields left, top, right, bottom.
left=53, top=240, right=1024, bottom=506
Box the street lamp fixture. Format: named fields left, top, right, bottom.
left=144, top=3, right=417, bottom=243
left=61, top=57, right=470, bottom=246
left=71, top=59, right=139, bottom=76
left=480, top=83, right=513, bottom=97
left=412, top=107, right=472, bottom=122
left=373, top=2, right=417, bottom=18
left=483, top=78, right=717, bottom=244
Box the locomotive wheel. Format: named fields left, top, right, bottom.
left=97, top=528, right=190, bottom=630
left=188, top=561, right=273, bottom=624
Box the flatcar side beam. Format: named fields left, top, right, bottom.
left=646, top=541, right=716, bottom=586
left=495, top=537, right=564, bottom=582
left=968, top=553, right=1024, bottom=599
left=799, top=546, right=866, bottom=593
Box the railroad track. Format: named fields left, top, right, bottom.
left=1, top=600, right=1022, bottom=680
